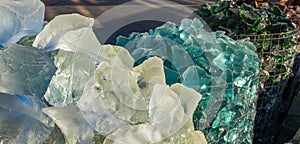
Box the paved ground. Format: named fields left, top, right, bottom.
left=41, top=0, right=216, bottom=20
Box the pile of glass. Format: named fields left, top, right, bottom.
left=195, top=2, right=299, bottom=143
left=195, top=1, right=298, bottom=84
left=0, top=2, right=207, bottom=142
left=195, top=1, right=296, bottom=36
left=116, top=18, right=260, bottom=143
left=0, top=0, right=261, bottom=143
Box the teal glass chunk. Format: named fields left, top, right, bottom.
left=115, top=36, right=130, bottom=46
left=179, top=31, right=189, bottom=41
left=182, top=37, right=204, bottom=57
left=155, top=22, right=177, bottom=37
left=164, top=66, right=181, bottom=85
left=171, top=45, right=194, bottom=70
left=182, top=66, right=211, bottom=91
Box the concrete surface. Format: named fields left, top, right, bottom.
left=41, top=0, right=217, bottom=20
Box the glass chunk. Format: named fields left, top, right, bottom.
left=0, top=93, right=54, bottom=143
left=0, top=44, right=56, bottom=99
left=0, top=0, right=45, bottom=47
left=43, top=106, right=94, bottom=144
